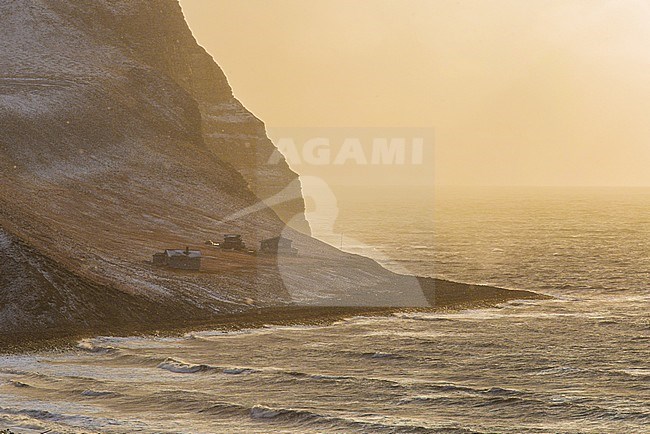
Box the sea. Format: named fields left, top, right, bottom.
left=1, top=186, right=648, bottom=433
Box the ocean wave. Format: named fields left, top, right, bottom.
left=198, top=401, right=250, bottom=418
left=154, top=357, right=259, bottom=376
left=76, top=340, right=118, bottom=354
left=80, top=389, right=121, bottom=398
left=0, top=405, right=123, bottom=432
left=399, top=392, right=545, bottom=410
left=247, top=404, right=445, bottom=433
left=0, top=407, right=58, bottom=421
left=534, top=366, right=584, bottom=376
left=281, top=370, right=404, bottom=388
left=617, top=368, right=650, bottom=377
left=157, top=358, right=214, bottom=374
left=200, top=402, right=457, bottom=433
left=470, top=395, right=542, bottom=408
left=0, top=368, right=52, bottom=380
left=570, top=404, right=650, bottom=422
left=483, top=386, right=525, bottom=396
left=103, top=349, right=409, bottom=386
left=223, top=367, right=257, bottom=375
left=112, top=391, right=446, bottom=432
left=421, top=383, right=525, bottom=397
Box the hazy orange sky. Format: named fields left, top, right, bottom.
left=180, top=0, right=650, bottom=186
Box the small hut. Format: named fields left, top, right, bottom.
left=260, top=236, right=297, bottom=256
left=221, top=234, right=245, bottom=250
left=153, top=247, right=202, bottom=270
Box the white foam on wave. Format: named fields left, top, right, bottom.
left=395, top=309, right=506, bottom=322
left=534, top=366, right=583, bottom=376
left=157, top=358, right=209, bottom=374
left=76, top=340, right=117, bottom=354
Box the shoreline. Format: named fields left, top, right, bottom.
left=0, top=283, right=550, bottom=355
left=0, top=306, right=433, bottom=355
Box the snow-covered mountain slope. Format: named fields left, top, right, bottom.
left=0, top=0, right=545, bottom=342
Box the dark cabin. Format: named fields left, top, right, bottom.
left=222, top=234, right=245, bottom=250
left=260, top=236, right=298, bottom=256
left=153, top=247, right=202, bottom=270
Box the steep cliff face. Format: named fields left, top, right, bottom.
left=43, top=0, right=311, bottom=234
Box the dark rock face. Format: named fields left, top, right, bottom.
left=0, top=229, right=200, bottom=335
left=44, top=0, right=311, bottom=234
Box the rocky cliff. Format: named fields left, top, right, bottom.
left=44, top=0, right=312, bottom=235
left=0, top=0, right=544, bottom=343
